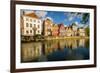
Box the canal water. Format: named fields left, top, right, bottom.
left=21, top=38, right=89, bottom=63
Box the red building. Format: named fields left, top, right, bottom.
left=58, top=23, right=66, bottom=36
left=52, top=24, right=59, bottom=36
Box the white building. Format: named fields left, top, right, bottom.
left=21, top=12, right=42, bottom=36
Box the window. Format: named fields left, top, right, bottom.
left=38, top=20, right=40, bottom=23
left=34, top=20, right=36, bottom=22
left=34, top=24, right=36, bottom=27
left=30, top=19, right=32, bottom=22
left=26, top=23, right=28, bottom=27
left=30, top=30, right=32, bottom=33
left=30, top=23, right=32, bottom=27
left=26, top=30, right=29, bottom=34
left=38, top=25, right=40, bottom=28
left=38, top=30, right=40, bottom=33
left=26, top=18, right=28, bottom=21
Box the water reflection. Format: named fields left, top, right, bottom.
left=21, top=39, right=89, bottom=63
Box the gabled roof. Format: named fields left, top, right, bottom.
left=24, top=12, right=38, bottom=18
left=45, top=17, right=53, bottom=22
left=72, top=23, right=77, bottom=26
left=58, top=23, right=64, bottom=27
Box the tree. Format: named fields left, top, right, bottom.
left=85, top=27, right=90, bottom=36
left=81, top=13, right=89, bottom=24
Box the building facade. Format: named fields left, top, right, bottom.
left=43, top=17, right=53, bottom=36
left=65, top=27, right=73, bottom=36
left=71, top=23, right=78, bottom=36
left=78, top=27, right=86, bottom=36
left=58, top=24, right=66, bottom=36
left=52, top=24, right=59, bottom=36
left=21, top=12, right=42, bottom=37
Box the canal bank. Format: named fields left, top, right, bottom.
left=21, top=36, right=89, bottom=42
left=44, top=36, right=89, bottom=40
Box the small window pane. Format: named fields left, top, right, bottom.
left=30, top=19, right=32, bottom=22
left=26, top=18, right=28, bottom=21
left=30, top=24, right=32, bottom=27
left=26, top=30, right=29, bottom=34
left=38, top=25, right=40, bottom=28
left=26, top=23, right=28, bottom=27
left=30, top=30, right=32, bottom=33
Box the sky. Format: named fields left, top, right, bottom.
left=21, top=9, right=90, bottom=27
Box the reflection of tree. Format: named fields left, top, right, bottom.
left=85, top=39, right=89, bottom=48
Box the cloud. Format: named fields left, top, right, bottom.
left=35, top=11, right=48, bottom=18
left=45, top=17, right=53, bottom=22
left=74, top=21, right=88, bottom=28
left=64, top=12, right=74, bottom=21
left=68, top=16, right=74, bottom=21
left=24, top=11, right=34, bottom=14
left=77, top=13, right=83, bottom=19
left=64, top=12, right=83, bottom=22
left=75, top=21, right=78, bottom=25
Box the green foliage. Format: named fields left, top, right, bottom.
left=85, top=27, right=90, bottom=36
left=81, top=13, right=89, bottom=24
left=34, top=34, right=44, bottom=39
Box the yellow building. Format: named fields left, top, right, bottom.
left=65, top=27, right=73, bottom=36
left=43, top=17, right=53, bottom=36
left=78, top=28, right=86, bottom=36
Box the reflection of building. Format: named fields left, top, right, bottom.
left=58, top=24, right=66, bottom=36
left=21, top=38, right=88, bottom=62
left=59, top=40, right=66, bottom=49
left=44, top=41, right=54, bottom=54
left=64, top=39, right=78, bottom=49
left=79, top=39, right=85, bottom=47
left=43, top=17, right=53, bottom=36
left=21, top=42, right=42, bottom=62
left=52, top=24, right=59, bottom=36
left=72, top=39, right=78, bottom=49
left=21, top=12, right=42, bottom=36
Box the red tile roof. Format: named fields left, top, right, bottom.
left=24, top=13, right=38, bottom=18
